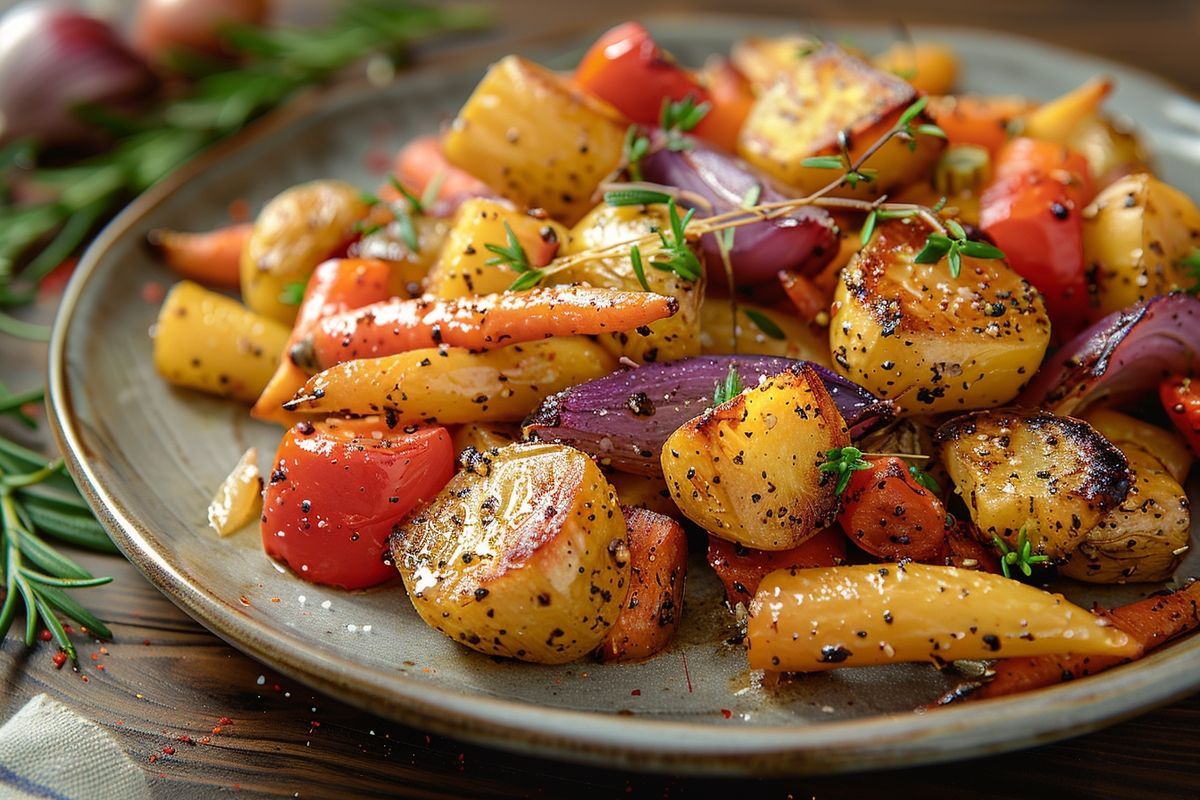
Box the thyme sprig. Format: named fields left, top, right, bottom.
left=994, top=523, right=1050, bottom=579
left=820, top=446, right=873, bottom=495
left=660, top=95, right=711, bottom=151
left=648, top=199, right=702, bottom=281
left=914, top=219, right=1005, bottom=278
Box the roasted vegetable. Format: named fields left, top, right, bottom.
left=153, top=280, right=289, bottom=404
left=942, top=580, right=1200, bottom=703
left=1161, top=376, right=1200, bottom=458
left=555, top=203, right=702, bottom=364
left=207, top=447, right=261, bottom=537
left=730, top=35, right=822, bottom=93
left=872, top=42, right=959, bottom=95
left=525, top=355, right=891, bottom=476
left=606, top=471, right=677, bottom=519
left=392, top=443, right=629, bottom=663
left=662, top=363, right=848, bottom=549
left=302, top=285, right=678, bottom=370
left=443, top=55, right=627, bottom=224
left=639, top=140, right=838, bottom=284
left=425, top=198, right=564, bottom=299
left=285, top=337, right=616, bottom=425
left=1019, top=294, right=1200, bottom=416
left=1083, top=173, right=1200, bottom=320
left=836, top=457, right=949, bottom=561
left=937, top=409, right=1131, bottom=561
left=737, top=44, right=943, bottom=197
left=263, top=420, right=455, bottom=589
left=699, top=300, right=831, bottom=365
left=747, top=563, right=1139, bottom=672
left=597, top=506, right=687, bottom=662
left=927, top=95, right=1032, bottom=156
left=148, top=223, right=251, bottom=290
left=350, top=212, right=453, bottom=298
left=1059, top=446, right=1190, bottom=583
left=1083, top=408, right=1193, bottom=484
left=707, top=527, right=846, bottom=607
left=387, top=134, right=490, bottom=207
left=240, top=180, right=371, bottom=323
left=830, top=219, right=1050, bottom=414
left=451, top=422, right=520, bottom=455
left=1022, top=77, right=1113, bottom=144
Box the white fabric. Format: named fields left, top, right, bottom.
left=0, top=694, right=150, bottom=800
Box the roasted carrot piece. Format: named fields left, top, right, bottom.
left=598, top=506, right=688, bottom=662
left=778, top=269, right=829, bottom=323
left=837, top=457, right=949, bottom=562
left=932, top=520, right=1002, bottom=573
left=927, top=95, right=1033, bottom=156
left=940, top=580, right=1200, bottom=704
left=385, top=135, right=490, bottom=205
left=707, top=527, right=847, bottom=608
left=251, top=258, right=393, bottom=425
left=147, top=223, right=253, bottom=290
left=300, top=285, right=679, bottom=370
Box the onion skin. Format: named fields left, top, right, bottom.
left=1018, top=293, right=1200, bottom=416
left=0, top=3, right=156, bottom=147
left=523, top=355, right=893, bottom=476
left=639, top=141, right=838, bottom=285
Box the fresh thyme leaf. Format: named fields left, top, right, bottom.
left=914, top=234, right=953, bottom=264
left=947, top=248, right=962, bottom=278
left=712, top=365, right=743, bottom=406
left=604, top=189, right=673, bottom=207
left=1182, top=248, right=1200, bottom=294
left=993, top=523, right=1050, bottom=580
left=647, top=198, right=702, bottom=281
left=819, top=446, right=872, bottom=495
left=359, top=190, right=383, bottom=207
left=945, top=219, right=967, bottom=240
left=908, top=465, right=941, bottom=494
left=485, top=221, right=532, bottom=273
left=278, top=282, right=307, bottom=306
left=743, top=308, right=786, bottom=340
left=623, top=125, right=651, bottom=181
left=389, top=176, right=425, bottom=214
left=897, top=97, right=929, bottom=128
left=629, top=245, right=652, bottom=292
left=661, top=95, right=711, bottom=151
left=860, top=209, right=879, bottom=247
left=508, top=269, right=545, bottom=292
left=802, top=155, right=846, bottom=170
left=960, top=240, right=1005, bottom=259
left=915, top=123, right=947, bottom=139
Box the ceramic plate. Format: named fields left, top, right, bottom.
left=47, top=16, right=1200, bottom=775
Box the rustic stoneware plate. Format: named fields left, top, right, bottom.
left=47, top=16, right=1200, bottom=775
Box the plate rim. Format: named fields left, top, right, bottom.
left=45, top=17, right=1200, bottom=776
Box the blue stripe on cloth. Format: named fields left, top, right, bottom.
left=0, top=763, right=73, bottom=800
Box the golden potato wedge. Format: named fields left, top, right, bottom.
left=452, top=422, right=521, bottom=456
left=662, top=363, right=848, bottom=550
left=747, top=564, right=1138, bottom=672
left=730, top=35, right=823, bottom=92
left=206, top=447, right=262, bottom=537
left=830, top=219, right=1050, bottom=414
left=393, top=443, right=629, bottom=664
left=1083, top=173, right=1200, bottom=320
left=285, top=337, right=616, bottom=425
left=936, top=409, right=1131, bottom=561
left=352, top=213, right=452, bottom=299
left=606, top=471, right=678, bottom=519
left=597, top=506, right=687, bottom=662
left=426, top=198, right=568, bottom=299
left=1082, top=408, right=1193, bottom=484
left=1060, top=447, right=1190, bottom=584
left=556, top=203, right=703, bottom=364
left=1065, top=114, right=1149, bottom=188
left=699, top=299, right=831, bottom=366
left=240, top=180, right=371, bottom=323
left=153, top=281, right=290, bottom=404
left=737, top=44, right=944, bottom=198
left=443, top=56, right=627, bottom=225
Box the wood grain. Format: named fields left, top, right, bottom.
left=2, top=2, right=1199, bottom=798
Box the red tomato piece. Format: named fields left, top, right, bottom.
left=706, top=528, right=847, bottom=607
left=262, top=420, right=455, bottom=589
left=573, top=21, right=708, bottom=127
left=1160, top=375, right=1200, bottom=457
left=836, top=457, right=949, bottom=561
left=980, top=138, right=1093, bottom=340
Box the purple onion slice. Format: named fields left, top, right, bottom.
left=524, top=355, right=894, bottom=476
left=1018, top=293, right=1200, bottom=415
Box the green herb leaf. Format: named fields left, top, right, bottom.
left=507, top=269, right=545, bottom=292
left=743, top=308, right=786, bottom=340
left=647, top=198, right=702, bottom=282
left=629, top=245, right=652, bottom=292
left=604, top=189, right=672, bottom=207
left=860, top=209, right=879, bottom=247
left=897, top=96, right=929, bottom=128
left=484, top=221, right=532, bottom=272
left=660, top=95, right=711, bottom=151
left=913, top=233, right=953, bottom=264
left=915, top=123, right=947, bottom=139
left=993, top=522, right=1050, bottom=580
left=622, top=125, right=651, bottom=181
left=278, top=282, right=307, bottom=306
left=908, top=465, right=942, bottom=494
left=801, top=155, right=846, bottom=170
left=818, top=446, right=873, bottom=495
left=388, top=176, right=425, bottom=215
left=712, top=365, right=743, bottom=406
left=1182, top=248, right=1200, bottom=294
left=945, top=219, right=967, bottom=240
left=960, top=240, right=1005, bottom=260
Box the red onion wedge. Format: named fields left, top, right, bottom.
left=523, top=355, right=894, bottom=476
left=1018, top=293, right=1200, bottom=415
left=639, top=141, right=838, bottom=285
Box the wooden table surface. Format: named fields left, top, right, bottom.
left=3, top=2, right=1200, bottom=797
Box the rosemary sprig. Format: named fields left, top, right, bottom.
left=486, top=222, right=545, bottom=292
left=604, top=188, right=673, bottom=207
left=648, top=199, right=702, bottom=281
left=819, top=446, right=873, bottom=495
left=743, top=308, right=785, bottom=340
left=712, top=365, right=743, bottom=406
left=994, top=523, right=1050, bottom=579
left=1, top=444, right=118, bottom=660
left=622, top=125, right=652, bottom=182
left=0, top=1, right=490, bottom=322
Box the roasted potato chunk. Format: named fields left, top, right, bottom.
left=662, top=363, right=848, bottom=550
left=426, top=198, right=566, bottom=299
left=1084, top=173, right=1200, bottom=320
left=730, top=35, right=822, bottom=92
left=606, top=471, right=678, bottom=519
left=443, top=56, right=627, bottom=225
left=699, top=299, right=830, bottom=366
left=393, top=443, right=629, bottom=664
left=240, top=180, right=371, bottom=323
left=1060, top=447, right=1190, bottom=584
left=737, top=45, right=943, bottom=197
left=557, top=203, right=703, bottom=364
left=830, top=220, right=1050, bottom=414
left=1082, top=408, right=1193, bottom=485
left=936, top=409, right=1131, bottom=561
left=597, top=507, right=687, bottom=662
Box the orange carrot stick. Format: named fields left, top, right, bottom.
left=384, top=135, right=490, bottom=205
left=300, top=286, right=679, bottom=370
left=147, top=223, right=253, bottom=290
left=940, top=579, right=1200, bottom=703
left=250, top=258, right=393, bottom=425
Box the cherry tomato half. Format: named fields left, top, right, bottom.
left=1160, top=375, right=1200, bottom=457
